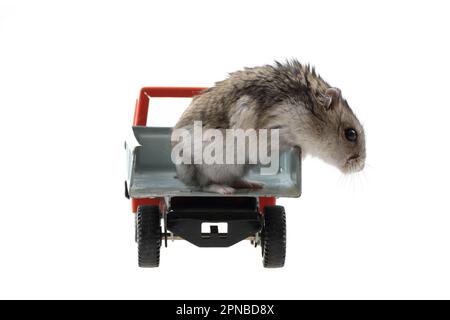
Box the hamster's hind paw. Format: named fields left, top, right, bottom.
left=233, top=179, right=265, bottom=190
left=203, top=184, right=236, bottom=194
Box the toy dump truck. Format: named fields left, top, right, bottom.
left=125, top=87, right=301, bottom=268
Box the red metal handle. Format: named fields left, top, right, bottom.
left=133, top=87, right=207, bottom=126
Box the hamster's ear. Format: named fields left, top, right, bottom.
left=325, top=87, right=341, bottom=110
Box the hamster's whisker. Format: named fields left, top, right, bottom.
left=338, top=173, right=349, bottom=189
left=364, top=162, right=374, bottom=169
left=362, top=171, right=369, bottom=184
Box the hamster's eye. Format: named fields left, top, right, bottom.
left=345, top=128, right=357, bottom=142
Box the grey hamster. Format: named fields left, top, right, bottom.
left=171, top=59, right=366, bottom=194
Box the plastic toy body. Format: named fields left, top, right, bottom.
left=125, top=87, right=302, bottom=268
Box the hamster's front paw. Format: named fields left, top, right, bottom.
left=203, top=184, right=236, bottom=195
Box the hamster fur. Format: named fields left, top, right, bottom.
left=172, top=59, right=366, bottom=194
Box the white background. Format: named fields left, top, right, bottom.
left=1, top=0, right=449, bottom=299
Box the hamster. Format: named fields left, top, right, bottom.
left=171, top=59, right=366, bottom=194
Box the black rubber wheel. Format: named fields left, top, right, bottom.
left=261, top=205, right=286, bottom=268
left=137, top=205, right=161, bottom=268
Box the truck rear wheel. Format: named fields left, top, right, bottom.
left=261, top=205, right=286, bottom=268
left=137, top=205, right=161, bottom=267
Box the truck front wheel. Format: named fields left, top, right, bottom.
left=261, top=205, right=286, bottom=268
left=137, top=205, right=161, bottom=268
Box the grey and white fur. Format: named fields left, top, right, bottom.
left=172, top=60, right=366, bottom=194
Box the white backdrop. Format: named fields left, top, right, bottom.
left=1, top=0, right=449, bottom=299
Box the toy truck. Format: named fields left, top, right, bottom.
left=125, top=87, right=301, bottom=268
